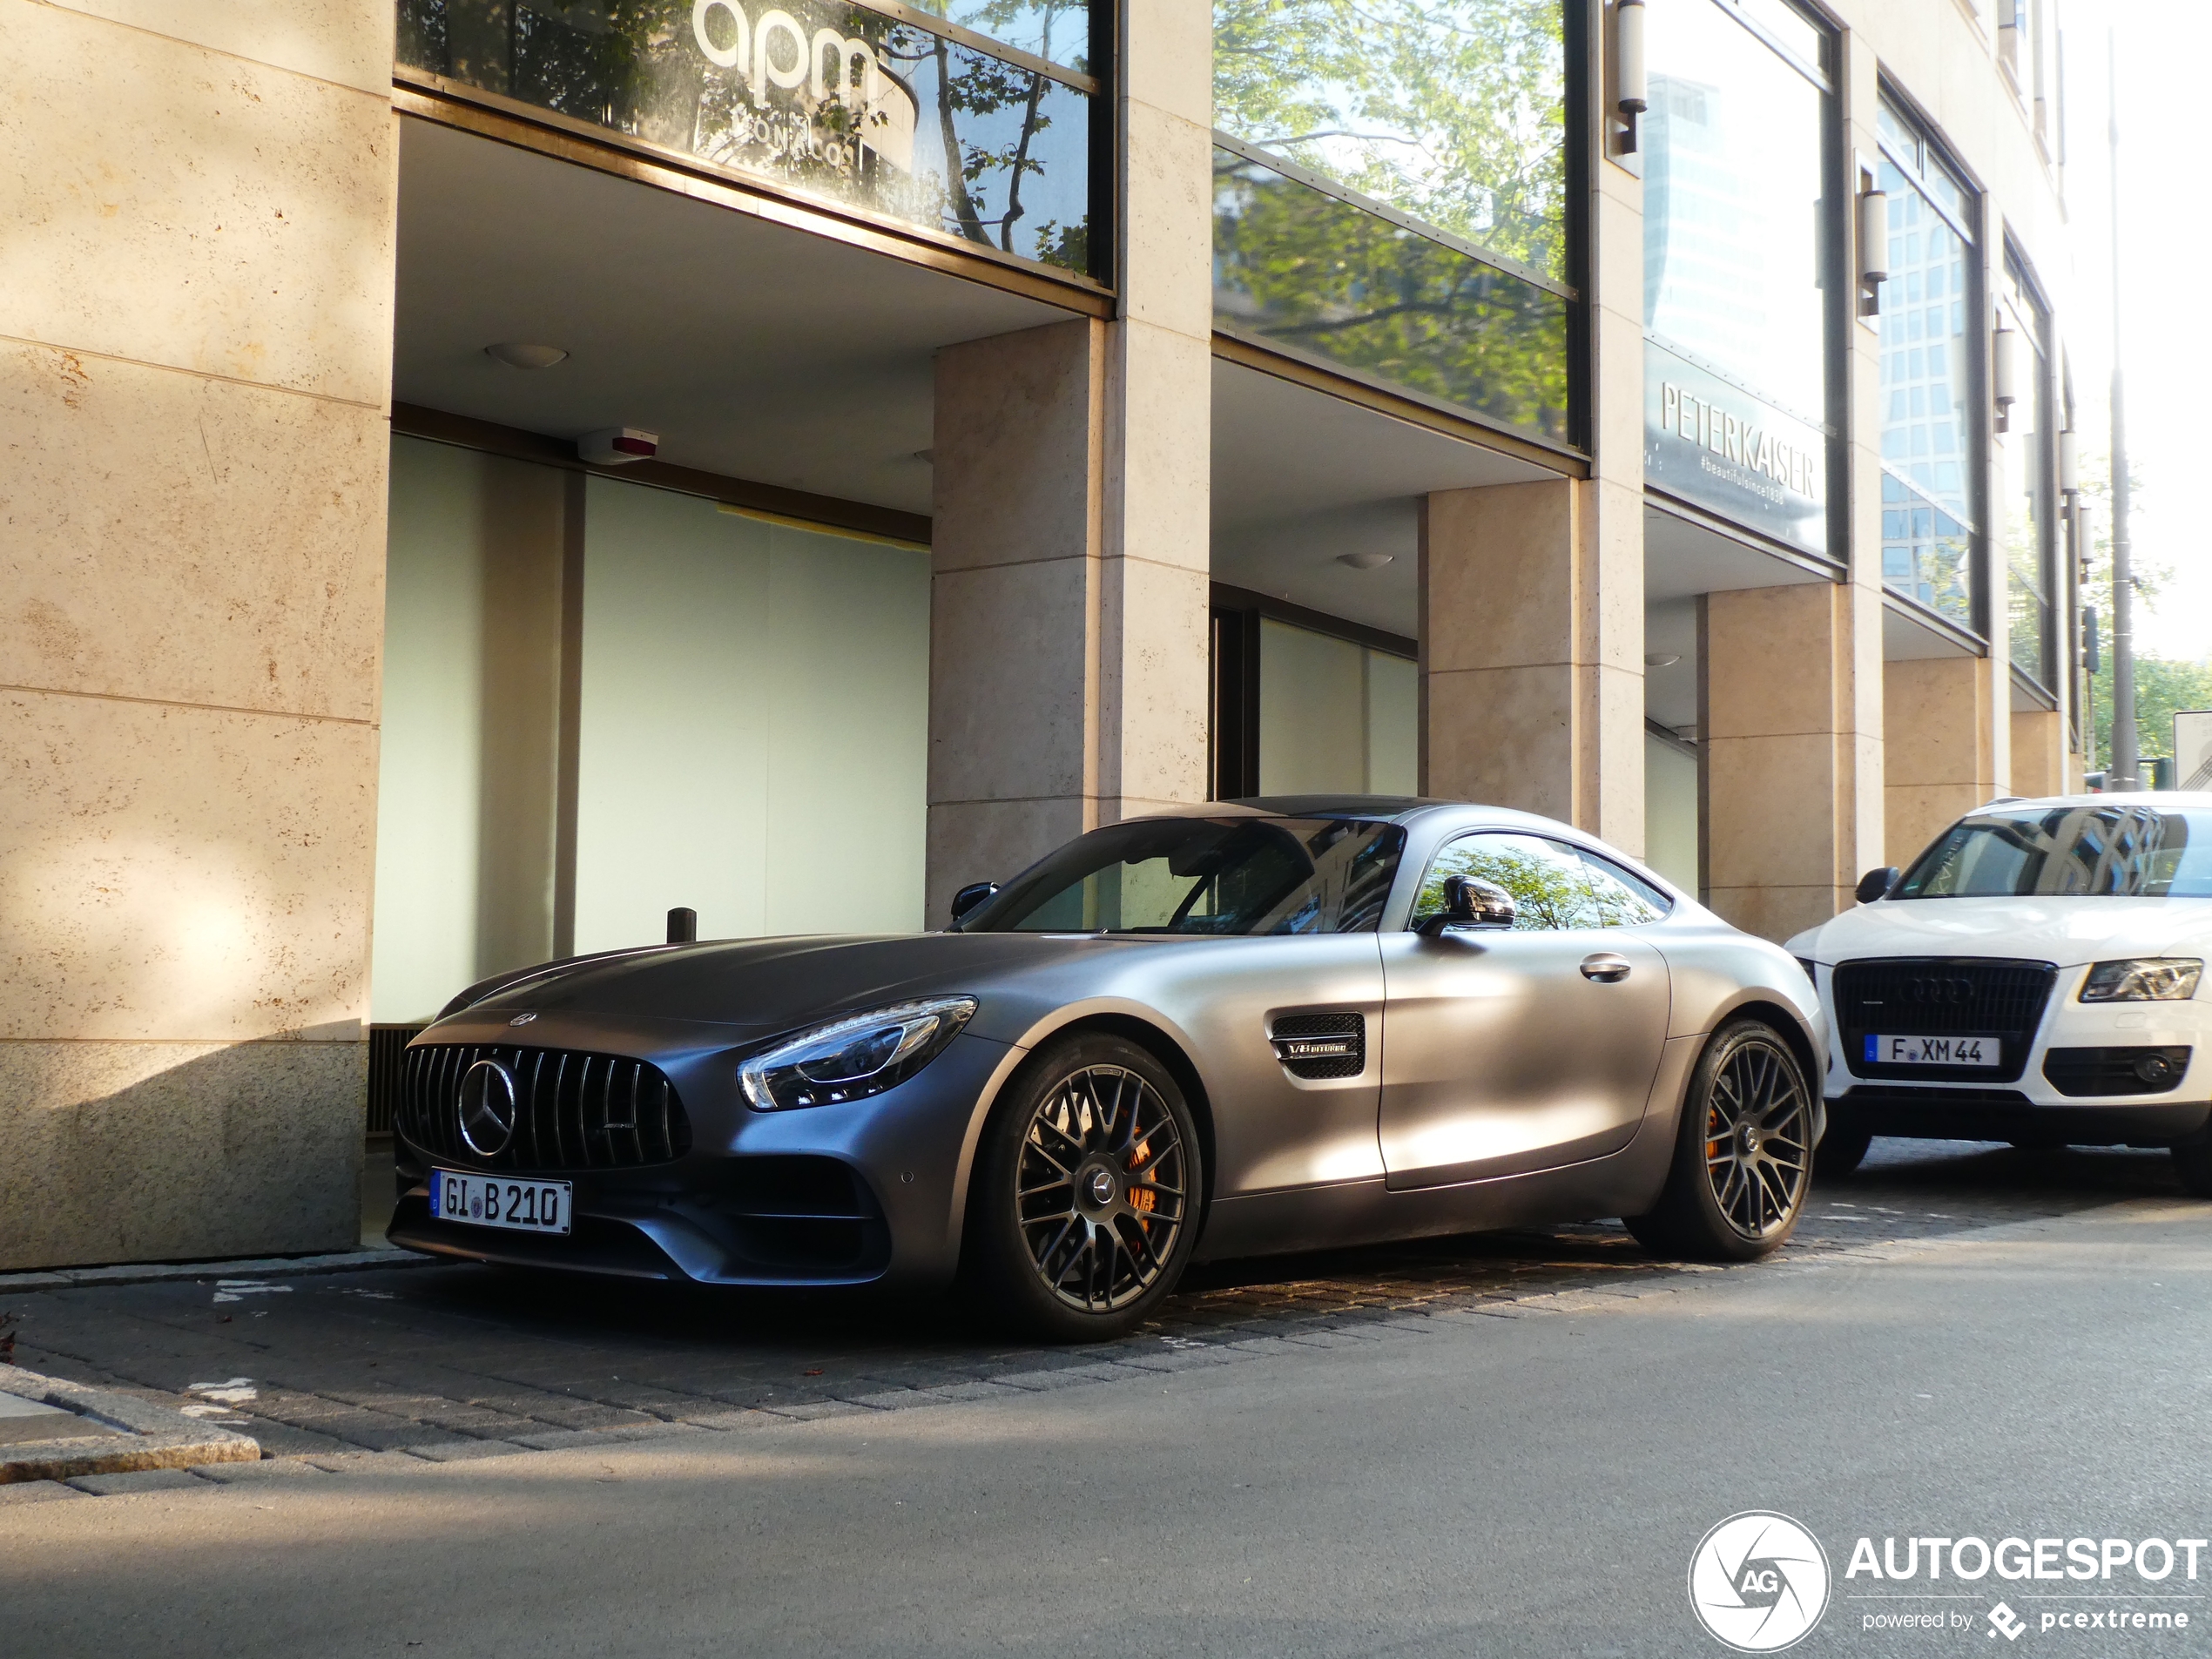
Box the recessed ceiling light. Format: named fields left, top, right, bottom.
left=1336, top=551, right=1393, bottom=570
left=1644, top=652, right=1683, bottom=667
left=484, top=342, right=569, bottom=369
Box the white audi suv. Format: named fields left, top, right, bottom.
left=1788, top=794, right=2212, bottom=1191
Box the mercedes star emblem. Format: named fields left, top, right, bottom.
left=458, top=1059, right=520, bottom=1157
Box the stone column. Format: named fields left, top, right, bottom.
left=2011, top=709, right=2067, bottom=799
left=1420, top=480, right=1642, bottom=847
left=0, top=3, right=396, bottom=1268
left=1420, top=91, right=1645, bottom=852
left=1884, top=658, right=1996, bottom=869
left=924, top=0, right=1211, bottom=921
left=1702, top=584, right=1878, bottom=941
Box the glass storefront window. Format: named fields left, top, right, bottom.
left=1213, top=150, right=1571, bottom=443
left=396, top=0, right=1096, bottom=275
left=909, top=0, right=1089, bottom=73
left=1256, top=619, right=1419, bottom=797
left=370, top=437, right=931, bottom=1022
left=1213, top=0, right=1568, bottom=286
left=1877, top=105, right=1980, bottom=633
left=1642, top=0, right=1834, bottom=558
left=2000, top=256, right=2055, bottom=689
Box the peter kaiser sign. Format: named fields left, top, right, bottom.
left=1644, top=340, right=1829, bottom=558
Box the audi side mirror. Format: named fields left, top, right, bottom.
left=1854, top=867, right=1899, bottom=905
left=1417, top=874, right=1517, bottom=937
left=949, top=880, right=999, bottom=926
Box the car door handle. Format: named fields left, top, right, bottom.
left=1580, top=953, right=1632, bottom=983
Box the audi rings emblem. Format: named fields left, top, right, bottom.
left=458, top=1059, right=520, bottom=1157
left=1905, top=976, right=1972, bottom=1005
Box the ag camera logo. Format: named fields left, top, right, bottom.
left=1689, top=1511, right=1831, bottom=1652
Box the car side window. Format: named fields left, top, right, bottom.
left=1409, top=833, right=1603, bottom=931
left=1576, top=850, right=1673, bottom=925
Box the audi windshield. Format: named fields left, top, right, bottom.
left=1897, top=805, right=2212, bottom=899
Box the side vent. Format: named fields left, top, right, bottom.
left=1270, top=1012, right=1366, bottom=1080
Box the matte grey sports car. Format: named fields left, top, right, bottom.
left=388, top=798, right=1829, bottom=1339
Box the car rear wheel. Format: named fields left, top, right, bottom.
left=965, top=1034, right=1202, bottom=1342
left=1627, top=1019, right=1813, bottom=1263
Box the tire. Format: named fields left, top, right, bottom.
left=1626, top=1019, right=1814, bottom=1263
left=964, top=1034, right=1203, bottom=1342
left=1816, top=1116, right=1873, bottom=1178
left=2172, top=1133, right=2212, bottom=1197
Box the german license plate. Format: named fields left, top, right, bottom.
left=1864, top=1034, right=1997, bottom=1068
left=430, top=1170, right=571, bottom=1235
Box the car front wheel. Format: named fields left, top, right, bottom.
left=1628, top=1018, right=1814, bottom=1263
left=2172, top=1130, right=2212, bottom=1198
left=965, top=1034, right=1202, bottom=1341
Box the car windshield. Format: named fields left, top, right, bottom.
left=962, top=817, right=1407, bottom=934
left=1895, top=805, right=2212, bottom=899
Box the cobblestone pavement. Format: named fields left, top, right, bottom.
left=3, top=1139, right=2188, bottom=1474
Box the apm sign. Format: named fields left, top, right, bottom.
left=691, top=0, right=918, bottom=174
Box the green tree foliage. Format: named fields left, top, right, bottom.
left=1215, top=156, right=1568, bottom=440
left=1214, top=0, right=1567, bottom=280
left=2088, top=655, right=2212, bottom=772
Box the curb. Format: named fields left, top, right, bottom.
left=0, top=1248, right=431, bottom=1293
left=0, top=1363, right=260, bottom=1484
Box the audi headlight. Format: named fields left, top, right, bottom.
left=2080, top=960, right=2203, bottom=1002
left=738, top=996, right=977, bottom=1110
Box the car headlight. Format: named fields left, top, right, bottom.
left=2080, top=960, right=2203, bottom=1002
left=738, top=996, right=977, bottom=1110
left=1794, top=957, right=1819, bottom=988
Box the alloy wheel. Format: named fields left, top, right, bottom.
left=1015, top=1063, right=1189, bottom=1313
left=1702, top=1036, right=1811, bottom=1240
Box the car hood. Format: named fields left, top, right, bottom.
left=1791, top=896, right=2212, bottom=968
left=444, top=932, right=1169, bottom=1036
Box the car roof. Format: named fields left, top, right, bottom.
left=1968, top=792, right=2212, bottom=812
left=1145, top=796, right=1586, bottom=837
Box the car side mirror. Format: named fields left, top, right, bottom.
left=1416, top=874, right=1517, bottom=937
left=1854, top=867, right=1900, bottom=905
left=949, top=880, right=999, bottom=926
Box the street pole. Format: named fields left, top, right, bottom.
left=2107, top=30, right=2139, bottom=789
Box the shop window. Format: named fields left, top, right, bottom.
left=396, top=0, right=1098, bottom=277
left=1999, top=253, right=2055, bottom=691
left=369, top=437, right=928, bottom=1023
left=1210, top=603, right=1417, bottom=800
left=1876, top=100, right=1982, bottom=635
left=1210, top=0, right=1576, bottom=446
left=1641, top=0, right=1837, bottom=560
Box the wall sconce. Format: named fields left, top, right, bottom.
left=1992, top=325, right=2018, bottom=432
left=1857, top=186, right=1888, bottom=317
left=1615, top=0, right=1647, bottom=154
left=2059, top=428, right=2080, bottom=494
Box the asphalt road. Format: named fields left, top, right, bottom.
left=6, top=1143, right=2211, bottom=1657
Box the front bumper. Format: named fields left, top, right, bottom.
left=386, top=1021, right=1017, bottom=1290
left=1816, top=958, right=2210, bottom=1143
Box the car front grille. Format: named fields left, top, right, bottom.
left=398, top=1043, right=691, bottom=1171
left=1833, top=958, right=2057, bottom=1083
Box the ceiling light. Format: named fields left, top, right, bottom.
left=484, top=342, right=569, bottom=369
left=1336, top=552, right=1393, bottom=570
left=1644, top=652, right=1682, bottom=667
